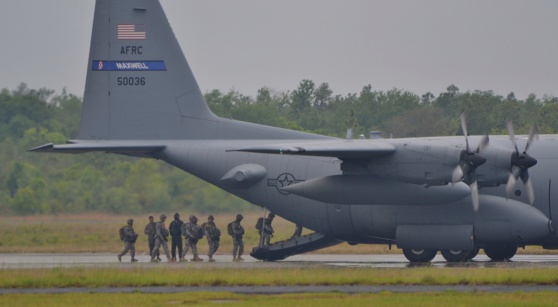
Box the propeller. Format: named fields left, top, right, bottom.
left=505, top=122, right=538, bottom=205
left=451, top=112, right=488, bottom=212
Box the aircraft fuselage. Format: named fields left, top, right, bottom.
left=156, top=134, right=557, bottom=250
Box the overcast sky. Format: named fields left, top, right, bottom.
left=1, top=1, right=557, bottom=100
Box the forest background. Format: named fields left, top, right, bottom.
left=2, top=81, right=557, bottom=215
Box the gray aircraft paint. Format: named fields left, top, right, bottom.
left=32, top=0, right=558, bottom=260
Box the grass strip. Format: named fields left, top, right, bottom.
left=0, top=291, right=557, bottom=307
left=2, top=267, right=558, bottom=288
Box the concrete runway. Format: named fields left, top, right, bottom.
left=2, top=253, right=558, bottom=269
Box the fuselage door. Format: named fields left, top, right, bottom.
left=327, top=204, right=353, bottom=236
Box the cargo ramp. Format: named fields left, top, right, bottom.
left=250, top=232, right=343, bottom=261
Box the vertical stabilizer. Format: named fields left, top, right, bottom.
left=80, top=0, right=216, bottom=140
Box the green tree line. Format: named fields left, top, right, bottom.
left=1, top=82, right=557, bottom=215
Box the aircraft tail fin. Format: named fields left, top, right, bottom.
left=80, top=0, right=217, bottom=140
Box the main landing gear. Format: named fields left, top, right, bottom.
left=483, top=245, right=517, bottom=261
left=402, top=249, right=437, bottom=263
left=402, top=245, right=517, bottom=263
left=440, top=248, right=479, bottom=262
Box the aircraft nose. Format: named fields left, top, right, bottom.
left=514, top=205, right=552, bottom=244
left=548, top=220, right=556, bottom=236
left=475, top=196, right=552, bottom=245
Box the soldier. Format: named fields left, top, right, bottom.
left=169, top=213, right=183, bottom=262
left=202, top=215, right=221, bottom=262
left=260, top=212, right=275, bottom=246
left=118, top=218, right=139, bottom=262
left=151, top=214, right=171, bottom=262
left=144, top=216, right=160, bottom=261
left=230, top=214, right=245, bottom=262
left=181, top=215, right=203, bottom=261
left=290, top=224, right=303, bottom=240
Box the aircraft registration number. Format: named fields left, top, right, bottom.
left=117, top=77, right=146, bottom=86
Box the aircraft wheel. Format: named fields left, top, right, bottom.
left=441, top=249, right=473, bottom=262
left=402, top=248, right=437, bottom=263
left=484, top=245, right=518, bottom=261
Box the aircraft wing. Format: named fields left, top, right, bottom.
left=229, top=140, right=396, bottom=159
left=29, top=141, right=165, bottom=155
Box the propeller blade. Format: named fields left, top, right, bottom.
left=524, top=124, right=538, bottom=153
left=460, top=112, right=470, bottom=153
left=471, top=180, right=479, bottom=212
left=505, top=121, right=538, bottom=205
left=505, top=172, right=517, bottom=199
left=451, top=164, right=464, bottom=183
left=520, top=171, right=535, bottom=206
left=506, top=120, right=519, bottom=154
left=524, top=177, right=535, bottom=206
left=476, top=135, right=489, bottom=153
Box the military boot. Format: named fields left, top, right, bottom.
left=237, top=256, right=245, bottom=261
left=192, top=255, right=204, bottom=262
left=131, top=257, right=138, bottom=262
left=208, top=257, right=215, bottom=262
left=117, top=254, right=122, bottom=262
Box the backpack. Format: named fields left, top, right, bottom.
left=214, top=228, right=221, bottom=238
left=227, top=222, right=234, bottom=235
left=255, top=217, right=264, bottom=231
left=119, top=226, right=126, bottom=241
left=197, top=226, right=204, bottom=239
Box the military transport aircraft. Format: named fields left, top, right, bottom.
left=31, top=0, right=557, bottom=263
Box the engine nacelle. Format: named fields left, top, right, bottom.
left=363, top=142, right=463, bottom=186
left=475, top=147, right=513, bottom=187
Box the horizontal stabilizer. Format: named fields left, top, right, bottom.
left=29, top=141, right=165, bottom=155
left=229, top=140, right=396, bottom=159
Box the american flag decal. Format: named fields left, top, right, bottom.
left=118, top=24, right=146, bottom=40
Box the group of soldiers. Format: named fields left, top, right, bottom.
left=117, top=212, right=277, bottom=263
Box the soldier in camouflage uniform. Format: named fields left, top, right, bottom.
left=151, top=214, right=171, bottom=262
left=261, top=212, right=275, bottom=246
left=202, top=215, right=221, bottom=262
left=181, top=215, right=203, bottom=261
left=231, top=214, right=245, bottom=262
left=169, top=213, right=183, bottom=262
left=118, top=218, right=139, bottom=262
left=144, top=216, right=160, bottom=261
left=290, top=224, right=303, bottom=240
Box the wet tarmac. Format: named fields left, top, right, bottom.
left=1, top=284, right=558, bottom=295
left=2, top=253, right=558, bottom=269
left=2, top=253, right=558, bottom=294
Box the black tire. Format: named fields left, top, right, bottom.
left=484, top=245, right=518, bottom=261
left=441, top=249, right=473, bottom=262
left=402, top=248, right=437, bottom=263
